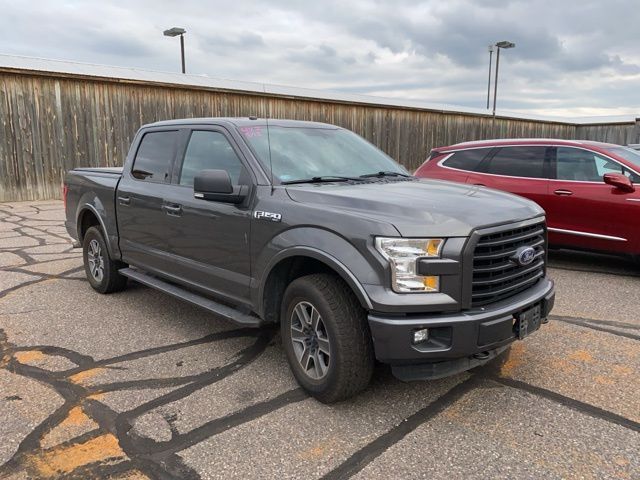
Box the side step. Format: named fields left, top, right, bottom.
left=119, top=268, right=264, bottom=328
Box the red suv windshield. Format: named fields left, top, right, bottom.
left=604, top=146, right=640, bottom=169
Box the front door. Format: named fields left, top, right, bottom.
left=158, top=128, right=254, bottom=305
left=545, top=146, right=639, bottom=254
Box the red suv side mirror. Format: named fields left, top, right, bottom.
left=603, top=173, right=635, bottom=193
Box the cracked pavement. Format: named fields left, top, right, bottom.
left=0, top=201, right=638, bottom=479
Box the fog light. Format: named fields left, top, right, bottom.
left=413, top=328, right=429, bottom=344
left=422, top=276, right=439, bottom=291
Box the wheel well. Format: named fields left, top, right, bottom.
left=262, top=256, right=361, bottom=323
left=78, top=209, right=101, bottom=242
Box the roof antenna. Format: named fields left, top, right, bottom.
left=265, top=103, right=275, bottom=194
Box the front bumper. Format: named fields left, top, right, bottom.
left=368, top=278, right=555, bottom=379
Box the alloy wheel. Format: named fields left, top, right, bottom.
left=87, top=239, right=105, bottom=283
left=290, top=301, right=331, bottom=380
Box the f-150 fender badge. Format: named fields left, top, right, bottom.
left=254, top=211, right=282, bottom=222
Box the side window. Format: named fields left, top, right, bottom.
left=594, top=156, right=623, bottom=176
left=442, top=148, right=492, bottom=171
left=486, top=147, right=547, bottom=178
left=179, top=131, right=246, bottom=187
left=132, top=131, right=178, bottom=182
left=556, top=147, right=619, bottom=182
left=625, top=169, right=640, bottom=183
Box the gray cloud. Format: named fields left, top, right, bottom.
left=84, top=31, right=154, bottom=57
left=201, top=32, right=265, bottom=50
left=0, top=0, right=638, bottom=116
left=285, top=44, right=357, bottom=72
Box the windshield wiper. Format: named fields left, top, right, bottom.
left=281, top=175, right=363, bottom=185
left=359, top=171, right=412, bottom=178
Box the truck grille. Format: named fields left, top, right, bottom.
left=471, top=222, right=546, bottom=307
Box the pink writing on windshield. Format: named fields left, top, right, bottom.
left=239, top=126, right=263, bottom=137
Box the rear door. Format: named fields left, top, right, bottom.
left=544, top=146, right=638, bottom=254
left=116, top=128, right=183, bottom=271
left=155, top=127, right=255, bottom=305
left=466, top=146, right=551, bottom=209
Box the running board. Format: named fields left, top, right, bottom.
left=119, top=268, right=264, bottom=328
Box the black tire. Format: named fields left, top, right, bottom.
left=82, top=226, right=128, bottom=294
left=280, top=273, right=374, bottom=403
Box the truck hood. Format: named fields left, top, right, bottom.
left=285, top=178, right=544, bottom=237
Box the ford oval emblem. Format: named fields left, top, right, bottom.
left=514, top=246, right=536, bottom=266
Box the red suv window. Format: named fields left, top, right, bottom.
left=442, top=148, right=493, bottom=171
left=484, top=147, right=547, bottom=178
left=556, top=147, right=626, bottom=182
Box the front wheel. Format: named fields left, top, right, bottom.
left=281, top=273, right=374, bottom=403
left=82, top=226, right=127, bottom=294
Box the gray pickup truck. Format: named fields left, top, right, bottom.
left=64, top=117, right=555, bottom=402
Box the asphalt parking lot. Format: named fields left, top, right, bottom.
left=0, top=200, right=638, bottom=480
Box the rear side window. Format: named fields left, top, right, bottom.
left=486, top=147, right=547, bottom=178
left=179, top=131, right=246, bottom=187
left=132, top=131, right=178, bottom=182
left=442, top=148, right=492, bottom=171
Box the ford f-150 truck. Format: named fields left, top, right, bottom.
left=64, top=118, right=555, bottom=403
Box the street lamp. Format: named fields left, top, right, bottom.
left=163, top=27, right=186, bottom=73
left=492, top=40, right=515, bottom=118
left=486, top=45, right=494, bottom=109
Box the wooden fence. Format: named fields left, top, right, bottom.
left=1, top=67, right=638, bottom=201
left=576, top=122, right=640, bottom=146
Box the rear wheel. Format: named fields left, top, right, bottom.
left=82, top=226, right=127, bottom=294
left=281, top=273, right=374, bottom=403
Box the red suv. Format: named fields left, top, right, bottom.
left=415, top=139, right=640, bottom=261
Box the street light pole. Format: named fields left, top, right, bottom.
left=492, top=47, right=501, bottom=118
left=163, top=27, right=187, bottom=74
left=180, top=33, right=185, bottom=74
left=491, top=41, right=515, bottom=121
left=486, top=45, right=494, bottom=109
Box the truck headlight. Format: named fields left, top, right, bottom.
left=375, top=238, right=444, bottom=293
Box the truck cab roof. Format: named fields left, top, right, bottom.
left=146, top=117, right=339, bottom=130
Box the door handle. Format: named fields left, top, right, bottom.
left=162, top=204, right=182, bottom=216
left=473, top=183, right=486, bottom=187
left=554, top=189, right=573, bottom=196
left=118, top=196, right=131, bottom=206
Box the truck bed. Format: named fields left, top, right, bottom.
left=64, top=166, right=123, bottom=252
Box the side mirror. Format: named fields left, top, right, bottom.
left=603, top=173, right=635, bottom=193
left=194, top=169, right=248, bottom=204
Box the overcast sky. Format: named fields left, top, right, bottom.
left=1, top=0, right=639, bottom=117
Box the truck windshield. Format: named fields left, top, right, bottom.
left=605, top=146, right=640, bottom=169
left=238, top=125, right=408, bottom=183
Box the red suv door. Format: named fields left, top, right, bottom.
left=465, top=146, right=551, bottom=209
left=544, top=146, right=639, bottom=255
